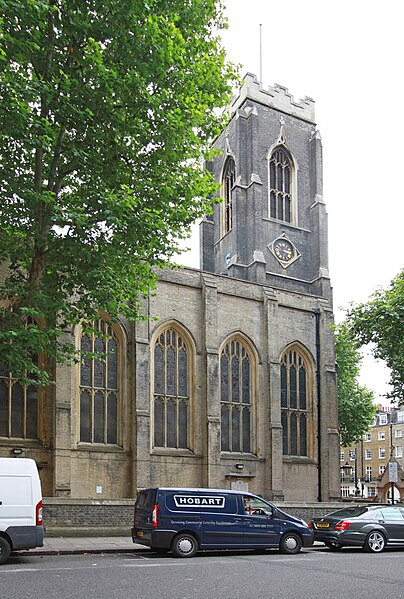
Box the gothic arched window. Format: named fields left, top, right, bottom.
left=0, top=318, right=40, bottom=441
left=221, top=157, right=235, bottom=236
left=153, top=326, right=191, bottom=449
left=0, top=364, right=39, bottom=440
left=269, top=147, right=293, bottom=223
left=280, top=347, right=312, bottom=457
left=220, top=337, right=254, bottom=453
left=79, top=319, right=121, bottom=445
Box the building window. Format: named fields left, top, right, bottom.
left=341, top=486, right=350, bottom=498
left=395, top=429, right=402, bottom=438
left=365, top=466, right=372, bottom=481
left=349, top=450, right=356, bottom=461
left=220, top=337, right=254, bottom=453
left=367, top=487, right=376, bottom=498
left=365, top=432, right=371, bottom=442
left=378, top=431, right=385, bottom=441
left=379, top=465, right=386, bottom=475
left=79, top=319, right=120, bottom=445
left=379, top=447, right=386, bottom=459
left=281, top=347, right=311, bottom=457
left=365, top=449, right=372, bottom=460
left=396, top=446, right=403, bottom=458
left=379, top=414, right=388, bottom=425
left=340, top=451, right=344, bottom=461
left=269, top=147, right=293, bottom=223
left=153, top=326, right=191, bottom=450
left=397, top=411, right=404, bottom=423
left=221, top=157, right=235, bottom=236
left=0, top=364, right=39, bottom=440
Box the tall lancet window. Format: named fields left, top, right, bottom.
left=79, top=319, right=120, bottom=445
left=269, top=147, right=293, bottom=223
left=0, top=365, right=39, bottom=440
left=153, top=326, right=191, bottom=449
left=220, top=337, right=254, bottom=453
left=221, top=157, right=235, bottom=236
left=0, top=318, right=40, bottom=441
left=281, top=347, right=312, bottom=457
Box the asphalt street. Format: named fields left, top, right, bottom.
left=1, top=546, right=404, bottom=599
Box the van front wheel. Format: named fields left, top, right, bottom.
left=0, top=537, right=11, bottom=565
left=279, top=532, right=302, bottom=554
left=171, top=533, right=198, bottom=558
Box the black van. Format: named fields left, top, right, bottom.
left=132, top=487, right=313, bottom=557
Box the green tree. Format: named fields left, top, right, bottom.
left=334, top=322, right=375, bottom=447
left=0, top=0, right=237, bottom=384
left=347, top=269, right=404, bottom=402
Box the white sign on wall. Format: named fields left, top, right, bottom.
left=388, top=461, right=398, bottom=483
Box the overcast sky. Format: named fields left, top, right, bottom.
left=179, top=0, right=403, bottom=404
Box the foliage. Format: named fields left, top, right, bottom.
left=334, top=322, right=375, bottom=447
left=0, top=0, right=237, bottom=384
left=346, top=269, right=404, bottom=403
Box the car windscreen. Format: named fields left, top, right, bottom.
left=326, top=506, right=369, bottom=519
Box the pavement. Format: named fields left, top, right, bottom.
left=17, top=537, right=323, bottom=557
left=17, top=536, right=147, bottom=557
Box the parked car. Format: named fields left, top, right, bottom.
left=132, top=487, right=314, bottom=557
left=309, top=504, right=404, bottom=553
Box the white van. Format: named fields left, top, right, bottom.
left=0, top=458, right=44, bottom=564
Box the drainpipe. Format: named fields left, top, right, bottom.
left=313, top=308, right=322, bottom=502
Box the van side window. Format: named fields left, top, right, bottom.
left=242, top=495, right=273, bottom=517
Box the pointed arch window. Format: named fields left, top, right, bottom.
left=221, top=157, right=235, bottom=236
left=153, top=326, right=191, bottom=449
left=269, top=147, right=293, bottom=223
left=0, top=318, right=40, bottom=441
left=281, top=348, right=311, bottom=457
left=0, top=364, right=39, bottom=440
left=79, top=319, right=120, bottom=445
left=220, top=338, right=253, bottom=453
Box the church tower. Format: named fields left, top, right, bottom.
left=201, top=73, right=331, bottom=304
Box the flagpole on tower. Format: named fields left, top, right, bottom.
left=259, top=23, right=263, bottom=83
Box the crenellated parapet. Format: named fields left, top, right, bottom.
left=231, top=72, right=315, bottom=123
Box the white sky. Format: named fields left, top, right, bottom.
left=179, top=0, right=403, bottom=404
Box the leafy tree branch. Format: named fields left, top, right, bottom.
left=0, top=0, right=238, bottom=384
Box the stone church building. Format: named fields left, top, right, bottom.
left=0, top=74, right=341, bottom=502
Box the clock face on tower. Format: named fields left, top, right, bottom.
left=269, top=234, right=301, bottom=268
left=273, top=239, right=293, bottom=262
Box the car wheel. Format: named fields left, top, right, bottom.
left=364, top=531, right=386, bottom=553
left=171, top=533, right=198, bottom=558
left=279, top=532, right=302, bottom=554
left=324, top=541, right=342, bottom=551
left=0, top=537, right=11, bottom=565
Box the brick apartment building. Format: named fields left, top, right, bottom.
left=340, top=406, right=404, bottom=502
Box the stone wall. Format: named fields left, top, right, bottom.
left=43, top=498, right=343, bottom=537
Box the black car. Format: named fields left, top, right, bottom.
left=309, top=505, right=404, bottom=553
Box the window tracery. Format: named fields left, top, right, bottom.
left=153, top=326, right=191, bottom=449
left=220, top=337, right=254, bottom=453
left=79, top=319, right=120, bottom=445
left=281, top=347, right=312, bottom=457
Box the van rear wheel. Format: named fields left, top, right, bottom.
left=171, top=533, right=198, bottom=558
left=0, top=537, right=11, bottom=565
